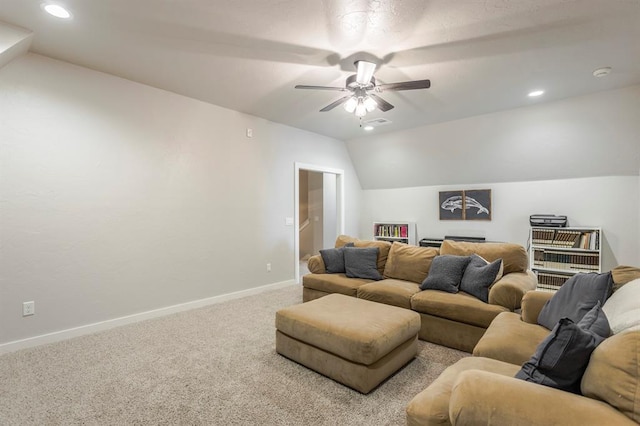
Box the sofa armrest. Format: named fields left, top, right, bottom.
left=307, top=254, right=325, bottom=274
left=488, top=270, right=537, bottom=311
left=520, top=290, right=553, bottom=324
left=449, top=370, right=636, bottom=426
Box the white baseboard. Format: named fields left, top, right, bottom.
left=0, top=279, right=297, bottom=355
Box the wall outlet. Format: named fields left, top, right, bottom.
left=23, top=301, right=35, bottom=316
left=266, top=263, right=271, bottom=272
left=246, top=128, right=253, bottom=138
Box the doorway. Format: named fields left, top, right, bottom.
left=294, top=163, right=344, bottom=283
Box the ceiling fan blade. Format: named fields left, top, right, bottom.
left=370, top=94, right=394, bottom=112
left=295, top=85, right=348, bottom=91
left=355, top=60, right=376, bottom=85
left=377, top=79, right=431, bottom=91
left=320, top=95, right=352, bottom=112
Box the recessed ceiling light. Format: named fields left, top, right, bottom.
left=528, top=90, right=544, bottom=97
left=593, top=67, right=612, bottom=78
left=363, top=125, right=374, bottom=131
left=43, top=4, right=71, bottom=19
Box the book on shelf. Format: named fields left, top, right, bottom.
left=531, top=228, right=600, bottom=250
left=532, top=249, right=599, bottom=271
left=536, top=271, right=572, bottom=291
left=375, top=224, right=409, bottom=240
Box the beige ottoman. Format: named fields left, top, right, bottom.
left=275, top=293, right=421, bottom=393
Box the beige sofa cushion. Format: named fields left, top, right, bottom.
left=302, top=273, right=372, bottom=297
left=383, top=243, right=439, bottom=283
left=335, top=234, right=360, bottom=247
left=307, top=254, right=325, bottom=274
left=473, top=311, right=550, bottom=366
left=582, top=330, right=640, bottom=423
left=276, top=294, right=420, bottom=365
left=440, top=240, right=528, bottom=274
left=357, top=279, right=421, bottom=309
left=449, top=368, right=636, bottom=426
left=406, top=356, right=519, bottom=426
left=520, top=290, right=554, bottom=324
left=612, top=265, right=640, bottom=292
left=411, top=290, right=508, bottom=328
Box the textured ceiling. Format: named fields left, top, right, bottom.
left=1, top=0, right=639, bottom=140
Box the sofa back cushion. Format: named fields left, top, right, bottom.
left=383, top=243, right=439, bottom=284
left=440, top=240, right=528, bottom=274
left=612, top=265, right=640, bottom=292
left=581, top=330, right=640, bottom=423
left=334, top=234, right=360, bottom=248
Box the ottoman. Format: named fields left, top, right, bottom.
left=275, top=293, right=421, bottom=393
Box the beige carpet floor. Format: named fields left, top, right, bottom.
left=0, top=285, right=467, bottom=425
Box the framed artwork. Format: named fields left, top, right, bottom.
left=439, top=189, right=491, bottom=221
left=439, top=190, right=464, bottom=220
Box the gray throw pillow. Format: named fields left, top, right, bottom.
left=319, top=243, right=354, bottom=274
left=538, top=272, right=613, bottom=330
left=420, top=255, right=472, bottom=293
left=344, top=247, right=382, bottom=280
left=578, top=301, right=611, bottom=338
left=459, top=254, right=503, bottom=302
left=515, top=303, right=609, bottom=393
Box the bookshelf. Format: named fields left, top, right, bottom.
left=529, top=226, right=602, bottom=292
left=373, top=222, right=416, bottom=245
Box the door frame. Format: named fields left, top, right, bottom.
left=294, top=162, right=345, bottom=283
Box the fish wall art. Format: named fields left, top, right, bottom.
left=439, top=189, right=491, bottom=221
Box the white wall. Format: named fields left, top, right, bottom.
left=353, top=85, right=640, bottom=273
left=0, top=53, right=363, bottom=345
left=360, top=176, right=639, bottom=272
left=347, top=86, right=640, bottom=190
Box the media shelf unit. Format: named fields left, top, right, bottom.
left=373, top=222, right=416, bottom=245
left=529, top=226, right=602, bottom=292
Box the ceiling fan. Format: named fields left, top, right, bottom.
left=295, top=60, right=430, bottom=117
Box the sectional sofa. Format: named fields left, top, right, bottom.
left=406, top=266, right=640, bottom=425
left=302, top=235, right=537, bottom=352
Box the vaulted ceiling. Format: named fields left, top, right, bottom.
left=1, top=0, right=639, bottom=141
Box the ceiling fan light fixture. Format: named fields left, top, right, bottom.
left=343, top=97, right=358, bottom=113
left=354, top=100, right=367, bottom=117
left=363, top=96, right=377, bottom=112
left=295, top=60, right=430, bottom=118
